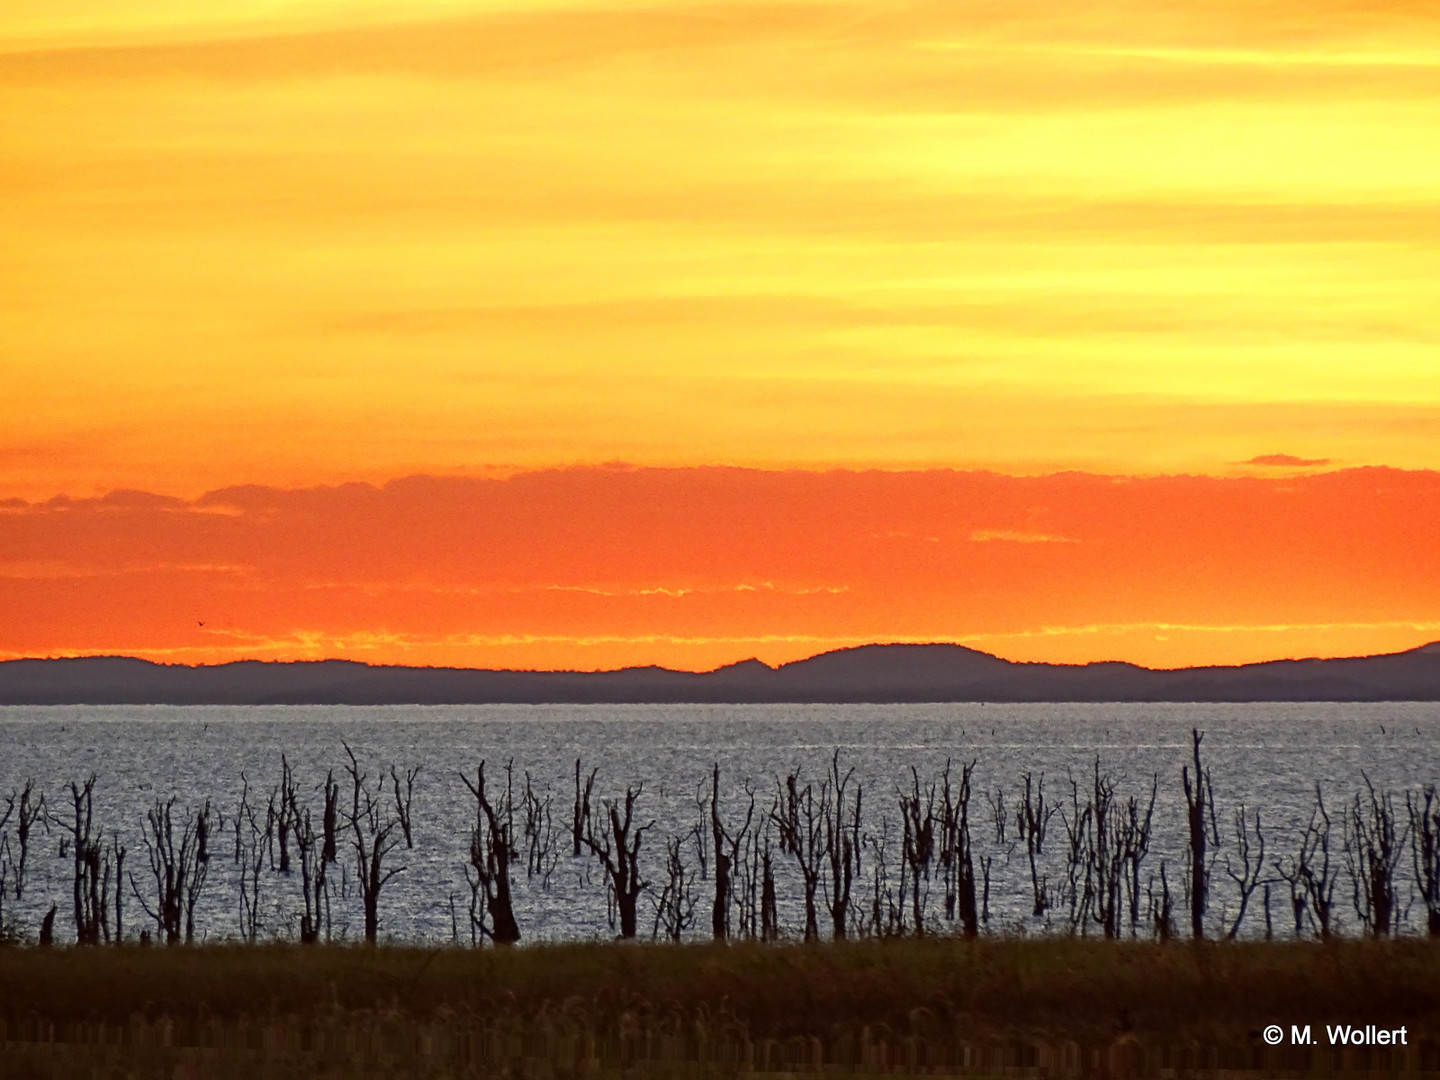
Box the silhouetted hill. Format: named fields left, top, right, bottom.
left=4, top=642, right=1440, bottom=704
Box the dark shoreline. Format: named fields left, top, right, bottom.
left=5, top=640, right=1440, bottom=705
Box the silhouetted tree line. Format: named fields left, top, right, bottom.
left=3, top=728, right=1440, bottom=946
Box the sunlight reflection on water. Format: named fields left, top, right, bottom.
left=2, top=702, right=1437, bottom=944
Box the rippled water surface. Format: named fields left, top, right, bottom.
left=2, top=702, right=1438, bottom=943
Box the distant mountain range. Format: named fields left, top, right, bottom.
left=4, top=642, right=1440, bottom=704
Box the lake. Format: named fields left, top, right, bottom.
left=2, top=702, right=1438, bottom=944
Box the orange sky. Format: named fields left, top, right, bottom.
left=3, top=1, right=1440, bottom=670
left=3, top=466, right=1439, bottom=670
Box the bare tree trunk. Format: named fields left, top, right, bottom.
left=583, top=782, right=653, bottom=939
left=1346, top=775, right=1401, bottom=938
left=1408, top=785, right=1440, bottom=936
left=464, top=762, right=521, bottom=945
left=1182, top=729, right=1214, bottom=940
left=343, top=743, right=407, bottom=945
left=573, top=760, right=597, bottom=858
left=708, top=764, right=755, bottom=940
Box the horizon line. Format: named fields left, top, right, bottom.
left=8, top=638, right=1438, bottom=678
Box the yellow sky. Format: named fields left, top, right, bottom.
left=3, top=0, right=1440, bottom=500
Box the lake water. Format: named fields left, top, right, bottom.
left=2, top=702, right=1439, bottom=945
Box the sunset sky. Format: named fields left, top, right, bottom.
left=2, top=0, right=1439, bottom=670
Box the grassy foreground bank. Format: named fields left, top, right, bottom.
left=2, top=938, right=1439, bottom=1077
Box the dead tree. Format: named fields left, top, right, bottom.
left=53, top=776, right=115, bottom=945
left=732, top=820, right=753, bottom=938
left=4, top=781, right=45, bottom=901
left=572, top=759, right=597, bottom=857
left=392, top=765, right=421, bottom=849
left=773, top=771, right=827, bottom=940
left=111, top=835, right=127, bottom=942
left=986, top=786, right=1007, bottom=845
left=707, top=763, right=755, bottom=940
left=823, top=753, right=862, bottom=939
left=0, top=811, right=10, bottom=932
left=898, top=768, right=938, bottom=936
left=1181, top=728, right=1217, bottom=939
left=1408, top=784, right=1440, bottom=936
left=689, top=784, right=709, bottom=882
left=1346, top=775, right=1404, bottom=938
left=1059, top=774, right=1094, bottom=935
left=0, top=788, right=46, bottom=935
left=709, top=764, right=729, bottom=939
left=1149, top=860, right=1176, bottom=941
left=235, top=775, right=267, bottom=942
left=584, top=783, right=653, bottom=938
left=731, top=813, right=779, bottom=941
left=652, top=832, right=697, bottom=941
left=730, top=811, right=772, bottom=941
left=131, top=797, right=212, bottom=944
left=1088, top=761, right=1123, bottom=939
left=1060, top=762, right=1156, bottom=941
left=1119, top=776, right=1158, bottom=937
left=935, top=760, right=978, bottom=938
left=321, top=769, right=339, bottom=864
left=760, top=832, right=779, bottom=941
left=196, top=801, right=212, bottom=867
left=521, top=771, right=560, bottom=886
left=283, top=777, right=329, bottom=944
left=293, top=803, right=329, bottom=943
left=1015, top=771, right=1054, bottom=918
left=462, top=761, right=521, bottom=945
left=182, top=802, right=211, bottom=940
left=503, top=759, right=517, bottom=862
left=343, top=743, right=408, bottom=944
left=269, top=756, right=296, bottom=873
left=1223, top=805, right=1267, bottom=939
left=1274, top=784, right=1338, bottom=939
left=1087, top=764, right=1158, bottom=940
left=865, top=816, right=904, bottom=937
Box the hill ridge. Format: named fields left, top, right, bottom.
left=3, top=641, right=1440, bottom=704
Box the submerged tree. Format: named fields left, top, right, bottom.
left=1274, top=784, right=1339, bottom=940
left=3, top=781, right=45, bottom=903
left=573, top=760, right=597, bottom=858
left=343, top=743, right=410, bottom=944
left=131, top=797, right=212, bottom=945
left=1015, top=770, right=1054, bottom=919
left=1346, top=775, right=1404, bottom=938
left=935, top=760, right=978, bottom=939
left=1409, top=785, right=1440, bottom=937
left=463, top=761, right=521, bottom=945
left=773, top=770, right=828, bottom=941
left=707, top=763, right=755, bottom=941
left=584, top=781, right=653, bottom=939
left=1181, top=729, right=1217, bottom=939
left=652, top=832, right=697, bottom=941
left=1223, top=805, right=1267, bottom=940
left=52, top=776, right=121, bottom=945
left=823, top=753, right=863, bottom=940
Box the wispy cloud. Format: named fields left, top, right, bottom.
left=968, top=529, right=1077, bottom=544
left=542, top=582, right=849, bottom=598
left=1243, top=453, right=1332, bottom=468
